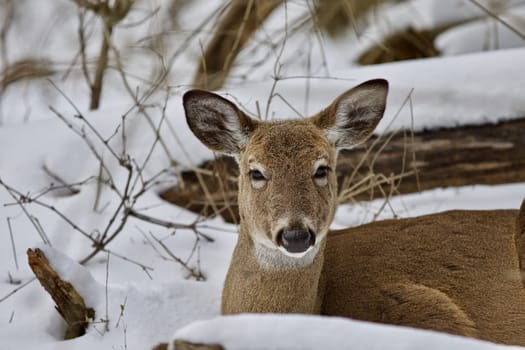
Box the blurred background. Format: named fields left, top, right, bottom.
left=1, top=0, right=525, bottom=124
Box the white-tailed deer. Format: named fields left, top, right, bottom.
left=183, top=80, right=525, bottom=345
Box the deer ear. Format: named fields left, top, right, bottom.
left=312, top=79, right=388, bottom=150
left=183, top=90, right=258, bottom=156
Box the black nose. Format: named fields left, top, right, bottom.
left=279, top=229, right=315, bottom=253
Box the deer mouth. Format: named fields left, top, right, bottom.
left=277, top=228, right=316, bottom=254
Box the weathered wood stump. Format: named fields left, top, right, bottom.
left=27, top=248, right=95, bottom=339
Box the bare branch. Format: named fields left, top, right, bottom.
left=0, top=278, right=36, bottom=304
left=467, top=0, right=525, bottom=41
left=149, top=232, right=205, bottom=281
left=7, top=217, right=18, bottom=270
left=42, top=164, right=81, bottom=196
left=0, top=178, right=95, bottom=244
left=127, top=208, right=214, bottom=242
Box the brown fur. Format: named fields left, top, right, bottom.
left=183, top=80, right=525, bottom=345
left=325, top=209, right=525, bottom=343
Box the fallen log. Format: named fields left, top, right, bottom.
left=160, top=118, right=525, bottom=223
left=27, top=248, right=95, bottom=339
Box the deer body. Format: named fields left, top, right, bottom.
left=183, top=80, right=525, bottom=345
left=325, top=209, right=525, bottom=343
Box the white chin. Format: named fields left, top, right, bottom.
left=253, top=234, right=325, bottom=270
left=278, top=246, right=313, bottom=258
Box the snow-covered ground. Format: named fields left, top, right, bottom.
left=175, top=314, right=524, bottom=350
left=1, top=0, right=525, bottom=349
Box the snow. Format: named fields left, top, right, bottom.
left=411, top=0, right=525, bottom=29
left=174, top=314, right=522, bottom=350
left=436, top=6, right=525, bottom=55
left=1, top=0, right=525, bottom=350
left=222, top=48, right=525, bottom=137
left=332, top=182, right=525, bottom=229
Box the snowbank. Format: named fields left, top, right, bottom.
left=174, top=314, right=521, bottom=350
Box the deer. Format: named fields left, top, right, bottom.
left=182, top=79, right=525, bottom=346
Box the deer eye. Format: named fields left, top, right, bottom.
left=248, top=169, right=267, bottom=189
left=313, top=166, right=330, bottom=187
left=314, top=166, right=330, bottom=179
left=248, top=169, right=266, bottom=181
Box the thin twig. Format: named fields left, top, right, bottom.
left=0, top=278, right=36, bottom=304
left=149, top=232, right=205, bottom=281
left=31, top=176, right=97, bottom=201
left=90, top=23, right=112, bottom=109
left=77, top=9, right=93, bottom=88
left=7, top=217, right=19, bottom=269
left=42, top=164, right=80, bottom=196
left=0, top=178, right=52, bottom=245
left=105, top=249, right=153, bottom=279
left=264, top=1, right=288, bottom=121
left=48, top=105, right=122, bottom=199
left=104, top=250, right=109, bottom=332
left=127, top=209, right=214, bottom=242
left=79, top=168, right=133, bottom=264
left=467, top=0, right=525, bottom=41
left=93, top=156, right=104, bottom=212
left=115, top=296, right=127, bottom=328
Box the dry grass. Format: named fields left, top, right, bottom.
left=357, top=27, right=441, bottom=65
left=1, top=58, right=55, bottom=90
left=312, top=0, right=386, bottom=38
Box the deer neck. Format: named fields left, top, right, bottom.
left=221, top=223, right=326, bottom=314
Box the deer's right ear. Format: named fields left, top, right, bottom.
left=311, top=79, right=388, bottom=150
left=183, top=90, right=258, bottom=156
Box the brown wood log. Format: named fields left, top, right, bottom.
left=27, top=248, right=95, bottom=339
left=160, top=118, right=525, bottom=223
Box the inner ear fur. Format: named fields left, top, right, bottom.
left=183, top=90, right=258, bottom=155
left=311, top=79, right=388, bottom=149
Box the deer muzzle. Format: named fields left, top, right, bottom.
left=278, top=228, right=316, bottom=254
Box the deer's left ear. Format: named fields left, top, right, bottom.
left=183, top=89, right=258, bottom=157
left=311, top=79, right=388, bottom=150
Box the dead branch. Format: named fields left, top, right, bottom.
left=27, top=248, right=95, bottom=339
left=6, top=217, right=18, bottom=269
left=467, top=0, right=525, bottom=40
left=42, top=164, right=81, bottom=196
left=46, top=85, right=212, bottom=273
left=149, top=232, right=205, bottom=281
left=90, top=23, right=111, bottom=110
left=0, top=177, right=95, bottom=244
left=0, top=277, right=35, bottom=304
left=127, top=208, right=214, bottom=242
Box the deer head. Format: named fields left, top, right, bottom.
left=183, top=79, right=388, bottom=266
